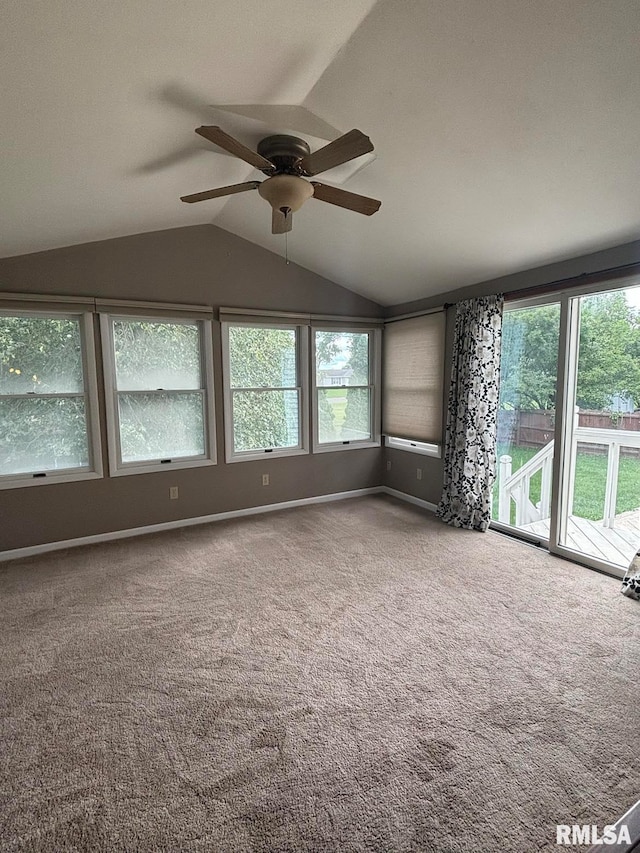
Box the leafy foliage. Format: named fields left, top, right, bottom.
left=342, top=333, right=371, bottom=439
left=229, top=326, right=298, bottom=451
left=0, top=316, right=83, bottom=393
left=499, top=290, right=640, bottom=412
left=0, top=316, right=88, bottom=474
left=0, top=397, right=88, bottom=475
left=0, top=317, right=377, bottom=472
left=113, top=320, right=201, bottom=390
left=118, top=392, right=205, bottom=462
left=576, top=291, right=640, bottom=409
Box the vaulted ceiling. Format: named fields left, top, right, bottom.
left=2, top=0, right=639, bottom=305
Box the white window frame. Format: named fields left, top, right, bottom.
left=221, top=321, right=309, bottom=463
left=311, top=326, right=381, bottom=454
left=100, top=313, right=216, bottom=476
left=385, top=436, right=441, bottom=458
left=0, top=309, right=103, bottom=489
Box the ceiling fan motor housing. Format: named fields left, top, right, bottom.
left=256, top=135, right=311, bottom=174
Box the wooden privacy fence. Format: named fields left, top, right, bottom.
left=498, top=409, right=640, bottom=457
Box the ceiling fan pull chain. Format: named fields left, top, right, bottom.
left=285, top=230, right=289, bottom=265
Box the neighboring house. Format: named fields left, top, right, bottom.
left=609, top=393, right=635, bottom=413
left=318, top=366, right=354, bottom=387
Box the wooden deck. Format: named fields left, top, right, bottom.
left=520, top=513, right=640, bottom=567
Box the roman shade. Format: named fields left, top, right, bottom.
left=383, top=311, right=445, bottom=444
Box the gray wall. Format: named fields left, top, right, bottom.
left=385, top=238, right=640, bottom=317
left=0, top=225, right=384, bottom=551
left=382, top=238, right=640, bottom=503
left=3, top=225, right=638, bottom=548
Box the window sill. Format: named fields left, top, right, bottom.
left=385, top=438, right=442, bottom=458
left=0, top=469, right=103, bottom=490
left=313, top=440, right=381, bottom=454
left=225, top=447, right=309, bottom=464
left=108, top=457, right=216, bottom=477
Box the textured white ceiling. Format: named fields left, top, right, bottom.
left=2, top=0, right=640, bottom=305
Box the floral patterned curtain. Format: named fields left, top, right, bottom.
left=437, top=294, right=504, bottom=532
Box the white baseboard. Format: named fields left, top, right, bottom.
left=0, top=485, right=437, bottom=563
left=380, top=486, right=438, bottom=513
left=0, top=487, right=384, bottom=563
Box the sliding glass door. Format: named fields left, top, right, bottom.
left=492, top=280, right=640, bottom=577
left=557, top=286, right=640, bottom=569
left=493, top=302, right=560, bottom=541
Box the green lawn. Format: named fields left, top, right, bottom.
left=324, top=388, right=347, bottom=430
left=493, top=444, right=640, bottom=522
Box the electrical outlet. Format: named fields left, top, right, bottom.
left=262, top=473, right=270, bottom=486
left=386, top=460, right=392, bottom=471
left=169, top=486, right=179, bottom=500
left=416, top=468, right=422, bottom=481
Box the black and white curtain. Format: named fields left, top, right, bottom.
left=437, top=294, right=504, bottom=532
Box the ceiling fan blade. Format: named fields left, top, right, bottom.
left=272, top=208, right=293, bottom=234
left=310, top=182, right=381, bottom=216
left=299, top=129, right=374, bottom=176
left=195, top=126, right=273, bottom=170
left=180, top=181, right=260, bottom=204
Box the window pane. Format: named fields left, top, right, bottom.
left=113, top=321, right=201, bottom=391
left=229, top=326, right=297, bottom=388
left=315, top=331, right=369, bottom=386
left=492, top=303, right=560, bottom=528
left=0, top=397, right=89, bottom=475
left=118, top=392, right=205, bottom=462
left=0, top=316, right=83, bottom=394
left=318, top=387, right=371, bottom=443
left=232, top=390, right=299, bottom=452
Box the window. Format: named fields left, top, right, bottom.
left=222, top=323, right=308, bottom=461
left=312, top=327, right=380, bottom=451
left=383, top=312, right=445, bottom=453
left=101, top=315, right=215, bottom=474
left=0, top=311, right=102, bottom=488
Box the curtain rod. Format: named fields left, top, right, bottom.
left=504, top=261, right=640, bottom=301
left=409, top=261, right=640, bottom=311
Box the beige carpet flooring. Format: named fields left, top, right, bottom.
left=0, top=495, right=638, bottom=852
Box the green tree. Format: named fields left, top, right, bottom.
left=499, top=291, right=640, bottom=412
left=342, top=332, right=370, bottom=438
left=229, top=325, right=298, bottom=451
left=576, top=291, right=640, bottom=409
left=0, top=316, right=88, bottom=473
left=113, top=320, right=204, bottom=460
left=499, top=304, right=560, bottom=410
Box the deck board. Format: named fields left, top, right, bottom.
left=519, top=514, right=639, bottom=567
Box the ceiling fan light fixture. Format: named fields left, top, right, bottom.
left=258, top=174, right=313, bottom=215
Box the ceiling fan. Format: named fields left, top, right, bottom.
left=180, top=126, right=381, bottom=234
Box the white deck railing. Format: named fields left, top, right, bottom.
left=498, top=426, right=640, bottom=527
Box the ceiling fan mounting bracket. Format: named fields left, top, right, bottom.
left=256, top=134, right=311, bottom=173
